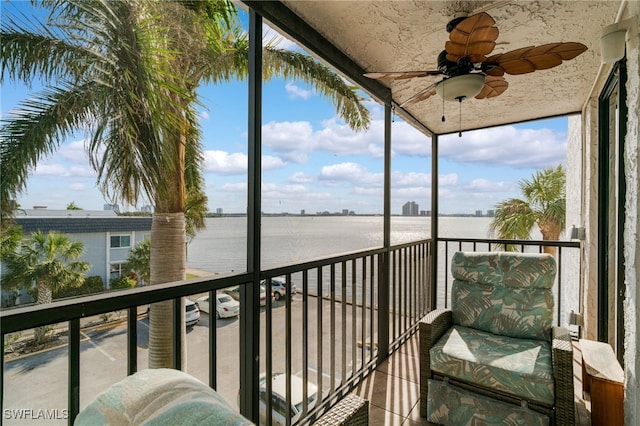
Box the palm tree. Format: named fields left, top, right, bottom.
left=2, top=231, right=90, bottom=343
left=489, top=164, right=566, bottom=254
left=1, top=0, right=370, bottom=369
left=126, top=239, right=151, bottom=285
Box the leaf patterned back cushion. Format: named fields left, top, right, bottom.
left=451, top=252, right=556, bottom=340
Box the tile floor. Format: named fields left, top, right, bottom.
left=349, top=333, right=591, bottom=425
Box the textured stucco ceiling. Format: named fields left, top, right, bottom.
left=279, top=1, right=622, bottom=135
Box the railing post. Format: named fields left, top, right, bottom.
left=377, top=102, right=392, bottom=362
left=430, top=134, right=439, bottom=310
left=240, top=8, right=262, bottom=423
left=68, top=319, right=80, bottom=425
left=127, top=307, right=137, bottom=375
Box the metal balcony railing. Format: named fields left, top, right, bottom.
left=0, top=237, right=581, bottom=425
left=0, top=239, right=432, bottom=426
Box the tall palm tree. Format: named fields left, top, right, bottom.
left=1, top=0, right=370, bottom=369
left=489, top=164, right=566, bottom=254
left=126, top=239, right=151, bottom=285
left=3, top=231, right=90, bottom=343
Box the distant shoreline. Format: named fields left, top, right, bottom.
left=202, top=213, right=494, bottom=218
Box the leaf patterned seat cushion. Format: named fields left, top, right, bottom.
left=427, top=379, right=550, bottom=426
left=451, top=251, right=556, bottom=341
left=430, top=325, right=554, bottom=406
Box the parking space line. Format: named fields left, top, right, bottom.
left=87, top=337, right=116, bottom=361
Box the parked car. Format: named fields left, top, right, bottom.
left=262, top=278, right=297, bottom=300
left=196, top=294, right=240, bottom=319
left=185, top=298, right=200, bottom=327
left=258, top=373, right=318, bottom=426
left=223, top=284, right=272, bottom=306
left=146, top=298, right=200, bottom=327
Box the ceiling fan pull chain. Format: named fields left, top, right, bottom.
left=458, top=97, right=463, bottom=137
left=441, top=85, right=446, bottom=122
left=391, top=105, right=396, bottom=122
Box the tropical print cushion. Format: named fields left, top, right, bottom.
left=427, top=379, right=550, bottom=426
left=430, top=325, right=554, bottom=406
left=75, top=368, right=253, bottom=425
left=451, top=252, right=556, bottom=340
left=451, top=251, right=556, bottom=289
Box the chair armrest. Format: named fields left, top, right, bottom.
left=313, top=394, right=368, bottom=426
left=419, top=309, right=452, bottom=417
left=551, top=326, right=574, bottom=426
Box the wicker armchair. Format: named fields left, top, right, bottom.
left=419, top=252, right=574, bottom=425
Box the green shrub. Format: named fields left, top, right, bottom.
left=53, top=276, right=104, bottom=299
left=109, top=275, right=137, bottom=290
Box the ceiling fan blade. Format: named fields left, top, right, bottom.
left=364, top=70, right=442, bottom=81
left=445, top=12, right=499, bottom=63
left=399, top=83, right=438, bottom=107
left=475, top=75, right=509, bottom=99
left=484, top=42, right=588, bottom=76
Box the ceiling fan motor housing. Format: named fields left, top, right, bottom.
left=437, top=50, right=475, bottom=77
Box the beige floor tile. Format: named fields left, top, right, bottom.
left=368, top=403, right=406, bottom=426
left=376, top=350, right=420, bottom=384
left=352, top=370, right=419, bottom=418
left=397, top=333, right=419, bottom=358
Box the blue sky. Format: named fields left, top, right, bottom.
left=1, top=5, right=569, bottom=215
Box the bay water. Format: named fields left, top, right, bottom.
left=187, top=215, right=496, bottom=274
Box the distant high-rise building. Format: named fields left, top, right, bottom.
left=475, top=210, right=483, bottom=217
left=301, top=209, right=305, bottom=215
left=342, top=209, right=349, bottom=216
left=104, top=203, right=119, bottom=213
left=216, top=208, right=223, bottom=215
left=486, top=209, right=495, bottom=217
left=402, top=201, right=419, bottom=216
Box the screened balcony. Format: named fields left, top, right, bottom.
left=2, top=0, right=639, bottom=425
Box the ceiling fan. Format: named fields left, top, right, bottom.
left=364, top=12, right=588, bottom=109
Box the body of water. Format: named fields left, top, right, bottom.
left=187, top=216, right=495, bottom=274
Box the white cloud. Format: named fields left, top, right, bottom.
left=70, top=182, right=88, bottom=191
left=220, top=182, right=247, bottom=192
left=319, top=162, right=382, bottom=186
left=59, top=140, right=89, bottom=163
left=33, top=164, right=72, bottom=177
left=289, top=172, right=313, bottom=183
left=204, top=150, right=286, bottom=175
left=204, top=151, right=247, bottom=175
left=465, top=178, right=513, bottom=193
left=199, top=110, right=210, bottom=121
left=285, top=82, right=313, bottom=100
left=439, top=126, right=566, bottom=169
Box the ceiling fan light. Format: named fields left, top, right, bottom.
left=435, top=74, right=486, bottom=102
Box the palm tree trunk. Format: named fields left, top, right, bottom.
left=34, top=281, right=53, bottom=344
left=148, top=212, right=187, bottom=369
left=148, top=104, right=188, bottom=370
left=540, top=221, right=562, bottom=256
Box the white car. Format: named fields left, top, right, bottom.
left=196, top=294, right=240, bottom=319
left=223, top=285, right=272, bottom=306
left=184, top=298, right=200, bottom=327
left=258, top=373, right=318, bottom=426
left=146, top=299, right=200, bottom=327
left=263, top=278, right=297, bottom=301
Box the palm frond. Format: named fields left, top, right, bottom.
left=1, top=81, right=97, bottom=214
left=263, top=48, right=370, bottom=131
